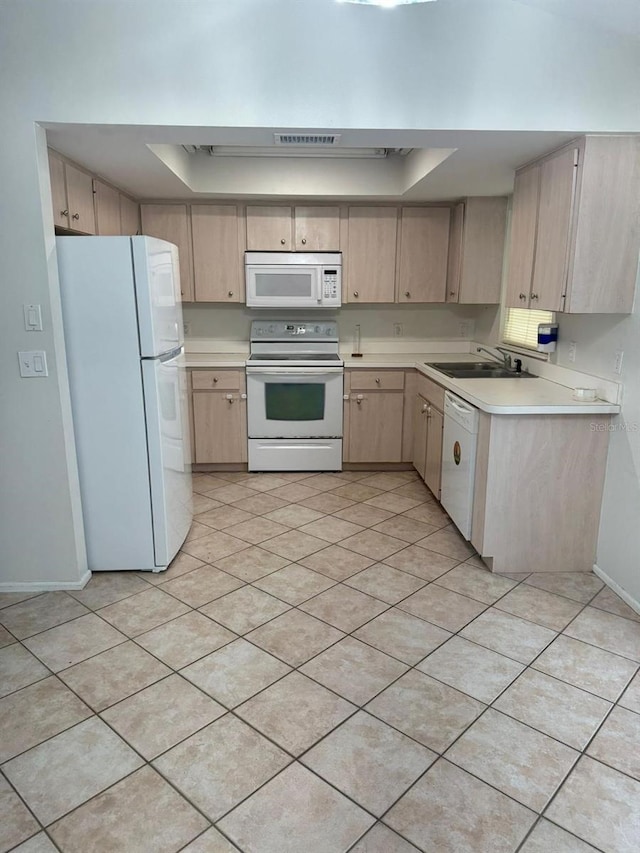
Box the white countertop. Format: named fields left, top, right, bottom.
left=184, top=349, right=620, bottom=415
left=184, top=352, right=248, bottom=368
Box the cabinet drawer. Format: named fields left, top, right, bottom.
left=191, top=370, right=243, bottom=390
left=349, top=370, right=405, bottom=391
left=416, top=373, right=445, bottom=410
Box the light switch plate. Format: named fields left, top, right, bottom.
left=18, top=351, right=48, bottom=377
left=23, top=304, right=43, bottom=331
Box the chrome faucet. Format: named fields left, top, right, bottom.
left=476, top=346, right=512, bottom=369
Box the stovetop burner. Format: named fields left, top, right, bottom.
left=247, top=353, right=342, bottom=362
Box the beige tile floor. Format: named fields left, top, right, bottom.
left=1, top=469, right=640, bottom=852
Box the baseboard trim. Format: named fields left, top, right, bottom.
left=0, top=570, right=91, bottom=593
left=593, top=564, right=640, bottom=617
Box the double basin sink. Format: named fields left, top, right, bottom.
left=429, top=361, right=538, bottom=379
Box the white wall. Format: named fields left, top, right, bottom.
left=1, top=0, right=639, bottom=586
left=554, top=288, right=640, bottom=602
left=183, top=303, right=487, bottom=346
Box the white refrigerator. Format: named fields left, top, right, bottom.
left=57, top=236, right=193, bottom=572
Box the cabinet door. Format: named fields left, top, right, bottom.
left=246, top=206, right=292, bottom=250
left=425, top=404, right=444, bottom=499
left=93, top=180, right=121, bottom=235
left=446, top=202, right=464, bottom=303
left=397, top=207, right=450, bottom=303
left=192, top=392, right=247, bottom=463
left=48, top=152, right=70, bottom=229
left=120, top=195, right=140, bottom=235
left=191, top=205, right=243, bottom=302
left=65, top=163, right=96, bottom=234
left=531, top=147, right=579, bottom=312
left=459, top=197, right=508, bottom=304
left=346, top=208, right=397, bottom=303
left=505, top=166, right=540, bottom=309
left=348, top=392, right=403, bottom=462
left=412, top=395, right=429, bottom=480
left=140, top=205, right=194, bottom=302
left=294, top=207, right=340, bottom=251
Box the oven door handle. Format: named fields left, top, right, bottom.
left=246, top=367, right=344, bottom=375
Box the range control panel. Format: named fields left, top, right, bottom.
left=251, top=321, right=339, bottom=341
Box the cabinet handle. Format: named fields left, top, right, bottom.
left=72, top=213, right=80, bottom=220
left=375, top=378, right=380, bottom=385
left=213, top=377, right=218, bottom=384
left=405, top=291, right=411, bottom=298
left=228, top=291, right=234, bottom=298
left=280, top=238, right=286, bottom=245
left=353, top=291, right=359, bottom=298
left=356, top=398, right=362, bottom=405
left=427, top=405, right=432, bottom=420
left=449, top=290, right=456, bottom=297
left=519, top=293, right=527, bottom=300
left=301, top=238, right=307, bottom=245
left=421, top=403, right=428, bottom=414
left=530, top=293, right=539, bottom=300
left=60, top=209, right=69, bottom=217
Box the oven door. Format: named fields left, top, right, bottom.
left=246, top=265, right=323, bottom=308
left=246, top=368, right=343, bottom=438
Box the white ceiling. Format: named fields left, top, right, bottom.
left=46, top=125, right=582, bottom=201
left=512, top=0, right=640, bottom=40
left=43, top=0, right=638, bottom=202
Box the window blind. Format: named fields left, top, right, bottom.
left=502, top=308, right=554, bottom=350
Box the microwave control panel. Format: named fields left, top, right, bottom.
left=322, top=268, right=339, bottom=300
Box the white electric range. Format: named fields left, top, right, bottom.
left=246, top=320, right=344, bottom=471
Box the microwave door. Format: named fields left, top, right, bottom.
left=247, top=266, right=320, bottom=308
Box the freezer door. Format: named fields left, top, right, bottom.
left=132, top=236, right=184, bottom=357
left=141, top=353, right=192, bottom=568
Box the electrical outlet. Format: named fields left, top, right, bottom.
left=459, top=322, right=470, bottom=337
left=393, top=323, right=403, bottom=338
left=183, top=321, right=192, bottom=336
left=568, top=341, right=577, bottom=363
left=614, top=350, right=624, bottom=375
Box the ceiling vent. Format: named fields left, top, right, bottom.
left=274, top=133, right=342, bottom=146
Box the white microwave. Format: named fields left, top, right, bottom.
left=245, top=252, right=341, bottom=309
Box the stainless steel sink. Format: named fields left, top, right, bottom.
left=429, top=362, right=537, bottom=379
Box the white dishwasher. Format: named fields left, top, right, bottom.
left=441, top=391, right=480, bottom=540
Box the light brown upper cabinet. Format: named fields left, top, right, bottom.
left=120, top=194, right=140, bottom=236
left=294, top=206, right=340, bottom=251
left=191, top=205, right=244, bottom=302
left=345, top=207, right=398, bottom=303
left=246, top=206, right=293, bottom=250
left=48, top=152, right=97, bottom=235
left=246, top=205, right=340, bottom=251
left=504, top=168, right=540, bottom=309
left=447, top=197, right=508, bottom=304
left=93, top=180, right=121, bottom=236
left=49, top=151, right=70, bottom=229
left=506, top=136, right=640, bottom=313
left=65, top=163, right=97, bottom=235
left=140, top=204, right=194, bottom=302
left=397, top=207, right=451, bottom=303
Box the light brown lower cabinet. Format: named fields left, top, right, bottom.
left=412, top=391, right=444, bottom=498
left=191, top=370, right=247, bottom=464
left=344, top=370, right=406, bottom=463
left=346, top=391, right=404, bottom=463
left=471, top=412, right=611, bottom=574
